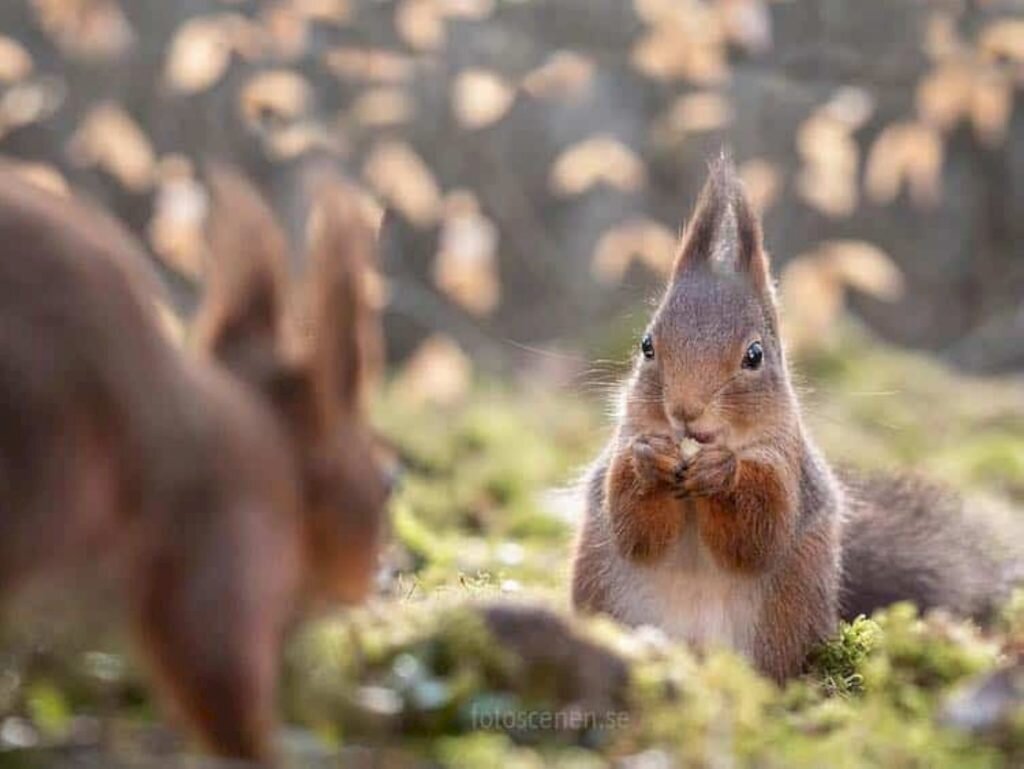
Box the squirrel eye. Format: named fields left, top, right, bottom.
left=742, top=341, right=764, bottom=370
left=640, top=334, right=655, bottom=360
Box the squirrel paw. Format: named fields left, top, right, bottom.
left=630, top=434, right=686, bottom=494
left=675, top=445, right=738, bottom=499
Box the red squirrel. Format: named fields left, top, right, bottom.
left=572, top=158, right=1018, bottom=681
left=0, top=164, right=391, bottom=760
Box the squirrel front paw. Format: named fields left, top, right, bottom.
left=630, top=434, right=686, bottom=494
left=675, top=444, right=738, bottom=499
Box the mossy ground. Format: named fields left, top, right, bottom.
left=1, top=327, right=1023, bottom=766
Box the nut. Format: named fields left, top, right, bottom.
left=679, top=437, right=701, bottom=461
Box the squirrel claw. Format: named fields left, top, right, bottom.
left=680, top=445, right=737, bottom=498
left=631, top=433, right=686, bottom=492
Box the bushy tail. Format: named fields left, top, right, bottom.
left=839, top=471, right=1023, bottom=622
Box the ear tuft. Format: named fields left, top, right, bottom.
left=673, top=152, right=770, bottom=289
left=673, top=153, right=736, bottom=274
left=730, top=169, right=770, bottom=288
left=194, top=165, right=290, bottom=366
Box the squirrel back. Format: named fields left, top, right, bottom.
left=0, top=165, right=392, bottom=761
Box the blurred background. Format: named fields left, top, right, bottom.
left=0, top=0, right=1021, bottom=373
left=1, top=1, right=1024, bottom=767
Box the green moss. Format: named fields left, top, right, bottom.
left=862, top=604, right=998, bottom=714
left=998, top=588, right=1024, bottom=643
left=807, top=615, right=883, bottom=695
left=24, top=682, right=71, bottom=741
left=4, top=332, right=1024, bottom=766
left=373, top=382, right=601, bottom=591
left=800, top=325, right=1024, bottom=501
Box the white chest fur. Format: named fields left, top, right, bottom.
left=604, top=512, right=763, bottom=657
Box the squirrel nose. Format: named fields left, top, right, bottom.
left=670, top=402, right=705, bottom=426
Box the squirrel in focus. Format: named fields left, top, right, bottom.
left=0, top=164, right=392, bottom=761
left=572, top=157, right=1019, bottom=681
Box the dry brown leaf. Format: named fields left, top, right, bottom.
left=716, top=0, right=772, bottom=54
left=293, top=0, right=352, bottom=24
left=738, top=158, right=780, bottom=213
left=351, top=88, right=413, bottom=127
left=396, top=0, right=446, bottom=51
left=265, top=121, right=344, bottom=161
left=631, top=0, right=727, bottom=84
left=917, top=62, right=1013, bottom=147
left=971, top=70, right=1013, bottom=148
left=632, top=30, right=727, bottom=84
left=916, top=63, right=973, bottom=131
left=3, top=159, right=69, bottom=197
left=781, top=239, right=903, bottom=352
left=592, top=218, right=677, bottom=283
left=31, top=0, right=134, bottom=61
left=865, top=126, right=907, bottom=205
left=324, top=47, right=415, bottom=83
left=795, top=111, right=858, bottom=217
left=67, top=102, right=155, bottom=192
left=661, top=91, right=733, bottom=133
left=822, top=86, right=874, bottom=130
left=979, top=20, right=1024, bottom=65
left=0, top=37, right=33, bottom=84
left=216, top=13, right=270, bottom=61
left=394, top=334, right=472, bottom=406
left=452, top=69, right=514, bottom=129
left=238, top=69, right=312, bottom=128
left=779, top=257, right=844, bottom=352
left=434, top=191, right=500, bottom=315
left=148, top=156, right=209, bottom=280
left=236, top=68, right=337, bottom=160
left=164, top=15, right=233, bottom=95
left=363, top=140, right=441, bottom=226
left=521, top=51, right=594, bottom=100
left=924, top=11, right=963, bottom=61
left=0, top=76, right=65, bottom=138
left=439, top=0, right=494, bottom=19
left=796, top=165, right=856, bottom=218
left=550, top=136, right=647, bottom=197
left=260, top=2, right=308, bottom=60
left=819, top=240, right=904, bottom=301
left=865, top=121, right=944, bottom=208
left=633, top=0, right=689, bottom=25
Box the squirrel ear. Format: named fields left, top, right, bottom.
left=194, top=165, right=290, bottom=367
left=673, top=154, right=772, bottom=292
left=673, top=156, right=731, bottom=276
left=305, top=174, right=383, bottom=421
left=730, top=173, right=772, bottom=292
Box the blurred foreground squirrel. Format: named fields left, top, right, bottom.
left=0, top=164, right=392, bottom=760
left=572, top=158, right=1020, bottom=681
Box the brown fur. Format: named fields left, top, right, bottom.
left=573, top=157, right=1019, bottom=680
left=605, top=431, right=686, bottom=560
left=568, top=158, right=837, bottom=682
left=0, top=164, right=390, bottom=760
left=839, top=472, right=1019, bottom=622
left=573, top=157, right=841, bottom=680
left=695, top=455, right=797, bottom=574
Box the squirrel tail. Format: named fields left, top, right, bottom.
left=839, top=472, right=1023, bottom=623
